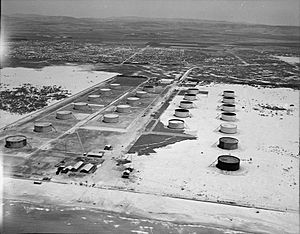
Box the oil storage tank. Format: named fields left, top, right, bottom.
left=180, top=101, right=194, bottom=109
left=5, top=135, right=27, bottom=148
left=56, top=111, right=73, bottom=120
left=136, top=91, right=147, bottom=98
left=223, top=96, right=235, bottom=104
left=184, top=93, right=197, bottom=101
left=88, top=94, right=100, bottom=102
left=187, top=88, right=199, bottom=95
left=127, top=97, right=140, bottom=106
left=110, top=83, right=121, bottom=90
left=168, top=119, right=185, bottom=129
left=174, top=108, right=190, bottom=118
left=73, top=102, right=89, bottom=111
left=220, top=123, right=237, bottom=134
left=216, top=155, right=240, bottom=171
left=218, top=137, right=238, bottom=150
left=222, top=104, right=235, bottom=112
left=103, top=113, right=119, bottom=123
left=100, top=88, right=112, bottom=96
left=221, top=112, right=237, bottom=122
left=34, top=122, right=53, bottom=133
left=143, top=85, right=155, bottom=93
left=223, top=90, right=235, bottom=98
left=116, top=104, right=131, bottom=113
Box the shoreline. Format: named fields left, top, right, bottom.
left=4, top=177, right=299, bottom=234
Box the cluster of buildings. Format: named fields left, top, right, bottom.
left=7, top=41, right=137, bottom=64
left=127, top=47, right=184, bottom=65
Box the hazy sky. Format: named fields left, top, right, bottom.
left=2, top=0, right=300, bottom=26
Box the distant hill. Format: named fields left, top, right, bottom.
left=2, top=14, right=299, bottom=44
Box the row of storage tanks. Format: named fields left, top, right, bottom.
left=217, top=90, right=240, bottom=171
left=167, top=88, right=209, bottom=129
left=56, top=84, right=156, bottom=123
left=4, top=84, right=157, bottom=148
left=164, top=88, right=240, bottom=172
left=100, top=84, right=155, bottom=123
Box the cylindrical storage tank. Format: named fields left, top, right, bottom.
left=222, top=104, right=235, bottom=112
left=116, top=104, right=131, bottom=113
left=100, top=88, right=112, bottom=96
left=168, top=119, right=185, bottom=129
left=187, top=88, right=199, bottom=95
left=223, top=96, right=235, bottom=104
left=5, top=135, right=27, bottom=148
left=136, top=91, right=148, bottom=98
left=199, top=90, right=209, bottom=95
left=180, top=101, right=193, bottom=109
left=73, top=102, right=89, bottom=111
left=34, top=122, right=53, bottom=133
left=110, top=83, right=121, bottom=90
left=216, top=155, right=240, bottom=171
left=220, top=123, right=237, bottom=134
left=174, top=108, right=190, bottom=118
left=184, top=94, right=197, bottom=101
left=143, top=85, right=155, bottom=93
left=103, top=113, right=119, bottom=123
left=127, top=97, right=140, bottom=106
left=221, top=112, right=236, bottom=122
left=56, top=111, right=73, bottom=120
left=218, top=137, right=239, bottom=150
left=223, top=90, right=235, bottom=98
left=88, top=94, right=100, bottom=102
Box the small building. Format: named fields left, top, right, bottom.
left=104, top=145, right=113, bottom=150
left=160, top=79, right=173, bottom=84
left=61, top=165, right=72, bottom=173
left=122, top=169, right=131, bottom=178
left=71, top=161, right=84, bottom=172
left=80, top=163, right=95, bottom=173
left=84, top=151, right=104, bottom=158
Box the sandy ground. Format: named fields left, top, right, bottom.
left=0, top=65, right=119, bottom=128
left=273, top=56, right=299, bottom=65
left=0, top=65, right=119, bottom=94
left=1, top=82, right=299, bottom=233
left=3, top=177, right=299, bottom=234
left=132, top=84, right=299, bottom=213
left=1, top=14, right=299, bottom=232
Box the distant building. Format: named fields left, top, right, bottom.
left=80, top=163, right=95, bottom=173
left=71, top=161, right=84, bottom=172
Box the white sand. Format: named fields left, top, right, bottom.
left=273, top=56, right=299, bottom=65
left=0, top=65, right=118, bottom=128
left=4, top=178, right=299, bottom=234
left=132, top=84, right=299, bottom=213
left=0, top=65, right=119, bottom=94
